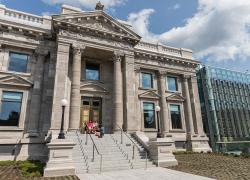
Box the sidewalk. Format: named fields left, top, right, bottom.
left=77, top=167, right=215, bottom=180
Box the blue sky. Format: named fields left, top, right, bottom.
left=1, top=0, right=250, bottom=72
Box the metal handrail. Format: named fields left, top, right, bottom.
left=84, top=127, right=103, bottom=173
left=76, top=130, right=88, bottom=164
left=115, top=124, right=148, bottom=169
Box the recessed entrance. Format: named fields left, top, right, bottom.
left=80, top=97, right=102, bottom=129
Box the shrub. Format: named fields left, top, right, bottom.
left=241, top=153, right=250, bottom=158
left=17, top=160, right=45, bottom=178
left=0, top=160, right=15, bottom=166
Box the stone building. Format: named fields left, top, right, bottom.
left=0, top=3, right=210, bottom=161
left=197, top=65, right=250, bottom=152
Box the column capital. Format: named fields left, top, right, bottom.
left=72, top=43, right=86, bottom=55
left=113, top=51, right=124, bottom=62
left=34, top=49, right=49, bottom=57
left=158, top=70, right=167, bottom=78
left=183, top=74, right=191, bottom=80
left=134, top=66, right=141, bottom=73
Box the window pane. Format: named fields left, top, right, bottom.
left=167, top=76, right=178, bottom=91
left=0, top=92, right=23, bottom=126
left=86, top=63, right=100, bottom=80
left=143, top=102, right=156, bottom=128
left=142, top=73, right=153, bottom=88
left=9, top=53, right=28, bottom=73
left=170, top=104, right=182, bottom=129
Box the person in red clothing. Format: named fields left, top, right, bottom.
left=86, top=120, right=94, bottom=133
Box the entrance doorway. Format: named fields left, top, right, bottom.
left=80, top=97, right=102, bottom=129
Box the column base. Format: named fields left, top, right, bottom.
left=44, top=139, right=76, bottom=177
left=148, top=137, right=178, bottom=167
left=188, top=134, right=212, bottom=152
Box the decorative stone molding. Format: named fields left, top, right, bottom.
left=80, top=82, right=108, bottom=94
left=54, top=11, right=141, bottom=46
left=166, top=93, right=185, bottom=102
left=112, top=51, right=123, bottom=62
left=0, top=74, right=33, bottom=88
left=138, top=89, right=161, bottom=99
left=72, top=43, right=86, bottom=55
left=134, top=66, right=141, bottom=74
left=158, top=70, right=167, bottom=78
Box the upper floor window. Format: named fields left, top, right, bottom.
left=141, top=72, right=153, bottom=89
left=86, top=63, right=100, bottom=81
left=167, top=76, right=178, bottom=91
left=0, top=91, right=23, bottom=126
left=143, top=102, right=156, bottom=129
left=8, top=52, right=28, bottom=73
left=170, top=104, right=182, bottom=129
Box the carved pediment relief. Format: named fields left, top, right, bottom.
left=80, top=82, right=108, bottom=94
left=138, top=90, right=161, bottom=99
left=0, top=74, right=33, bottom=88
left=166, top=93, right=185, bottom=102
left=53, top=11, right=141, bottom=45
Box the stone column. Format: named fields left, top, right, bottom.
left=183, top=75, right=195, bottom=135
left=51, top=42, right=70, bottom=130
left=189, top=76, right=205, bottom=135
left=158, top=71, right=170, bottom=135
left=27, top=50, right=48, bottom=136
left=113, top=52, right=123, bottom=131
left=69, top=45, right=84, bottom=130
left=124, top=53, right=137, bottom=131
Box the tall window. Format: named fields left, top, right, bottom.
left=141, top=72, right=153, bottom=89
left=143, top=102, right=156, bottom=129
left=170, top=104, right=182, bottom=129
left=167, top=76, right=178, bottom=91
left=86, top=63, right=100, bottom=81
left=8, top=52, right=28, bottom=73
left=0, top=92, right=23, bottom=126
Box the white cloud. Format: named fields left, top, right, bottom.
left=128, top=0, right=250, bottom=66
left=127, top=9, right=157, bottom=42
left=42, top=0, right=126, bottom=9
left=169, top=4, right=180, bottom=10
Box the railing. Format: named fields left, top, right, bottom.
left=135, top=41, right=183, bottom=57
left=75, top=130, right=88, bottom=167
left=84, top=129, right=103, bottom=174
left=115, top=124, right=148, bottom=169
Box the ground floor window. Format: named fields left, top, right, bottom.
left=143, top=102, right=156, bottom=129
left=170, top=104, right=182, bottom=129
left=0, top=91, right=23, bottom=126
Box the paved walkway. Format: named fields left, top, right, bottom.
left=77, top=167, right=215, bottom=180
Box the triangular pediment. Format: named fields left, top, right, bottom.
left=80, top=82, right=108, bottom=93
left=53, top=11, right=141, bottom=45
left=0, top=74, right=33, bottom=88
left=139, top=90, right=161, bottom=99
left=166, top=93, right=185, bottom=102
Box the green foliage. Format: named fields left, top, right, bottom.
left=17, top=160, right=45, bottom=177
left=0, top=160, right=15, bottom=166
left=0, top=160, right=45, bottom=177
left=241, top=153, right=250, bottom=158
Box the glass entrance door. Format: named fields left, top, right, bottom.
left=80, top=97, right=102, bottom=129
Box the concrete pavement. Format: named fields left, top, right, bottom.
left=77, top=167, right=215, bottom=180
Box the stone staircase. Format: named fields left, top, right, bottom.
left=67, top=131, right=155, bottom=174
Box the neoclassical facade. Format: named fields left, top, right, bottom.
left=0, top=4, right=210, bottom=160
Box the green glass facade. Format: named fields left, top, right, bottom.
left=197, top=66, right=250, bottom=152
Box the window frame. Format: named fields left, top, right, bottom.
left=168, top=103, right=185, bottom=132
left=0, top=89, right=28, bottom=130
left=142, top=101, right=158, bottom=131
left=140, top=72, right=154, bottom=89
left=85, top=62, right=101, bottom=81
left=166, top=75, right=179, bottom=92
left=8, top=52, right=29, bottom=73
left=0, top=91, right=23, bottom=126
